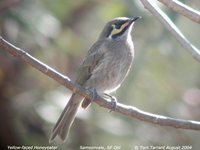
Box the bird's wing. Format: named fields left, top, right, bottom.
left=75, top=41, right=104, bottom=86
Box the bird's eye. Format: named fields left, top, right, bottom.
left=110, top=24, right=124, bottom=36
left=109, top=22, right=129, bottom=39
left=111, top=24, right=120, bottom=29
left=115, top=24, right=121, bottom=29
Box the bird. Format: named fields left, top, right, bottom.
left=49, top=16, right=141, bottom=142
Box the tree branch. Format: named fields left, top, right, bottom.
left=158, top=0, right=200, bottom=24
left=1, top=37, right=200, bottom=131
left=140, top=0, right=200, bottom=62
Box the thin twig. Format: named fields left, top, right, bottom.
left=140, top=0, right=200, bottom=62
left=158, top=0, right=200, bottom=24
left=1, top=36, right=200, bottom=130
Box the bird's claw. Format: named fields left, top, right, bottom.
left=82, top=88, right=98, bottom=109
left=86, top=87, right=97, bottom=102
left=103, top=93, right=117, bottom=112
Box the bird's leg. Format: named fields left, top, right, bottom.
left=88, top=87, right=97, bottom=100
left=82, top=87, right=97, bottom=109
left=103, top=93, right=117, bottom=112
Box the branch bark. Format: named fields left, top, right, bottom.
left=140, top=0, right=200, bottom=62
left=1, top=36, right=200, bottom=131
left=158, top=0, right=200, bottom=24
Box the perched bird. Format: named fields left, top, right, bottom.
left=49, top=16, right=141, bottom=142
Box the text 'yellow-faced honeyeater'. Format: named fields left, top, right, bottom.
left=49, top=16, right=141, bottom=142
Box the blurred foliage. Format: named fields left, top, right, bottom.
left=0, top=0, right=200, bottom=149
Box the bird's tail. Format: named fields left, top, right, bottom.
left=49, top=93, right=83, bottom=142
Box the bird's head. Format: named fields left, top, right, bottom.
left=99, top=16, right=141, bottom=40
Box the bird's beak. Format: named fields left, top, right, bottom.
left=123, top=16, right=141, bottom=29
left=129, top=16, right=142, bottom=24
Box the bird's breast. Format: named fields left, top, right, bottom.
left=84, top=39, right=134, bottom=94
left=101, top=41, right=134, bottom=93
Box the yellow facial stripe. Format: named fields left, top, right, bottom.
left=111, top=22, right=129, bottom=36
